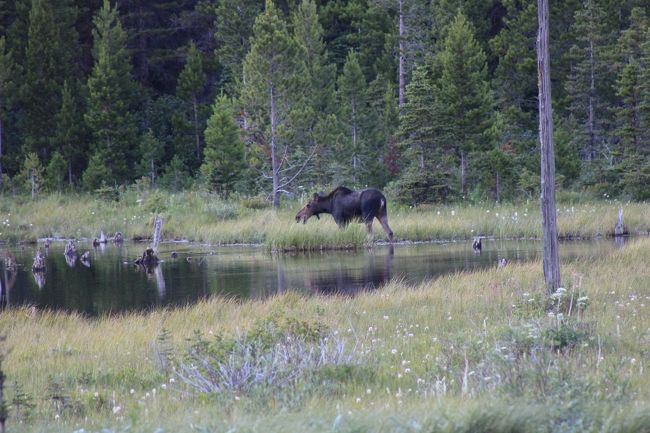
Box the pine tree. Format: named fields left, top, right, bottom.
left=200, top=95, right=246, bottom=195
left=84, top=0, right=138, bottom=189
left=241, top=0, right=307, bottom=207
left=23, top=0, right=71, bottom=159
left=18, top=151, right=44, bottom=198
left=54, top=80, right=86, bottom=187
left=213, top=0, right=263, bottom=88
left=177, top=42, right=207, bottom=162
left=337, top=50, right=367, bottom=184
left=0, top=36, right=13, bottom=183
left=45, top=151, right=66, bottom=192
left=436, top=12, right=494, bottom=195
left=564, top=0, right=615, bottom=161
left=398, top=64, right=437, bottom=169
left=289, top=0, right=337, bottom=187
left=138, top=129, right=165, bottom=186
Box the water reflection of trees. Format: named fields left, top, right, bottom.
left=296, top=246, right=395, bottom=295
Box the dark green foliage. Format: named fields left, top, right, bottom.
left=84, top=0, right=138, bottom=187
left=45, top=151, right=67, bottom=192
left=0, top=0, right=647, bottom=202
left=201, top=95, right=246, bottom=195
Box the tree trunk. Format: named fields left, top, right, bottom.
left=398, top=0, right=406, bottom=107
left=588, top=39, right=596, bottom=160
left=0, top=117, right=3, bottom=186
left=193, top=94, right=200, bottom=160
left=68, top=160, right=73, bottom=188
left=538, top=0, right=561, bottom=294
left=460, top=150, right=466, bottom=196
left=270, top=85, right=280, bottom=208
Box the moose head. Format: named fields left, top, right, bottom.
left=295, top=192, right=323, bottom=224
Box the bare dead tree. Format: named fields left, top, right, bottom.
left=537, top=0, right=561, bottom=294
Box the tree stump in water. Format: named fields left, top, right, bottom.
left=3, top=252, right=16, bottom=271
left=32, top=249, right=46, bottom=272
left=80, top=251, right=91, bottom=267
left=135, top=248, right=159, bottom=268
left=472, top=237, right=482, bottom=253
left=614, top=207, right=628, bottom=237
left=64, top=240, right=76, bottom=257
left=113, top=232, right=124, bottom=243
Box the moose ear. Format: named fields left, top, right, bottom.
left=312, top=192, right=320, bottom=200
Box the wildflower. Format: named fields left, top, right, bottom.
left=391, top=348, right=398, bottom=355
left=113, top=406, right=122, bottom=414
left=366, top=389, right=372, bottom=395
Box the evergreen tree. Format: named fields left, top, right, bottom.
left=0, top=36, right=13, bottom=182
left=201, top=95, right=246, bottom=195
left=177, top=41, right=207, bottom=162
left=54, top=80, right=87, bottom=187
left=212, top=0, right=263, bottom=88
left=84, top=0, right=138, bottom=189
left=23, top=0, right=79, bottom=160
left=289, top=0, right=337, bottom=187
left=398, top=64, right=437, bottom=169
left=436, top=12, right=494, bottom=196
left=45, top=151, right=66, bottom=192
left=564, top=0, right=615, bottom=161
left=18, top=151, right=44, bottom=198
left=337, top=50, right=367, bottom=184
left=241, top=0, right=307, bottom=207
left=137, top=129, right=165, bottom=186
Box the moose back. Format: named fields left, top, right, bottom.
left=295, top=186, right=394, bottom=241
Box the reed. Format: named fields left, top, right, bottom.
left=1, top=192, right=649, bottom=248
left=1, top=237, right=649, bottom=432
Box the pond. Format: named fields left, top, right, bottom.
left=0, top=238, right=621, bottom=316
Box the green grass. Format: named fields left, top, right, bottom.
left=1, top=191, right=649, bottom=250
left=1, top=237, right=650, bottom=432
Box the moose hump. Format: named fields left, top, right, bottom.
left=295, top=186, right=394, bottom=242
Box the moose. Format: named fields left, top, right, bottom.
left=295, top=186, right=394, bottom=242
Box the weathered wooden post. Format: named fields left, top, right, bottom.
left=0, top=345, right=6, bottom=433
left=538, top=0, right=561, bottom=294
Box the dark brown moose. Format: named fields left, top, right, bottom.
left=295, top=186, right=394, bottom=242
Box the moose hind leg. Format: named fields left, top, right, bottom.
left=378, top=215, right=394, bottom=242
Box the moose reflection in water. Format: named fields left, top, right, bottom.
left=296, top=186, right=394, bottom=241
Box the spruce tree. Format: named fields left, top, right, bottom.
left=337, top=50, right=367, bottom=185
left=54, top=80, right=86, bottom=187
left=564, top=0, right=615, bottom=161
left=0, top=36, right=13, bottom=182
left=177, top=42, right=207, bottom=162
left=290, top=0, right=337, bottom=187
left=201, top=95, right=246, bottom=196
left=84, top=0, right=138, bottom=189
left=241, top=0, right=307, bottom=207
left=436, top=12, right=494, bottom=196
left=23, top=0, right=64, bottom=159
left=137, top=129, right=165, bottom=187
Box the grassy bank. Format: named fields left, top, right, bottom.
left=1, top=191, right=649, bottom=249
left=1, top=236, right=649, bottom=432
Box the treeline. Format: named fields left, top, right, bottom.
left=0, top=0, right=648, bottom=205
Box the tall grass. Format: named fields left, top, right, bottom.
left=2, top=191, right=649, bottom=249
left=1, top=237, right=650, bottom=431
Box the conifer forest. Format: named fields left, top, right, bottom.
left=0, top=0, right=649, bottom=205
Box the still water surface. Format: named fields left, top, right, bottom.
left=0, top=238, right=619, bottom=316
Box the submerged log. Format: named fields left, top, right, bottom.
left=32, top=249, right=46, bottom=272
